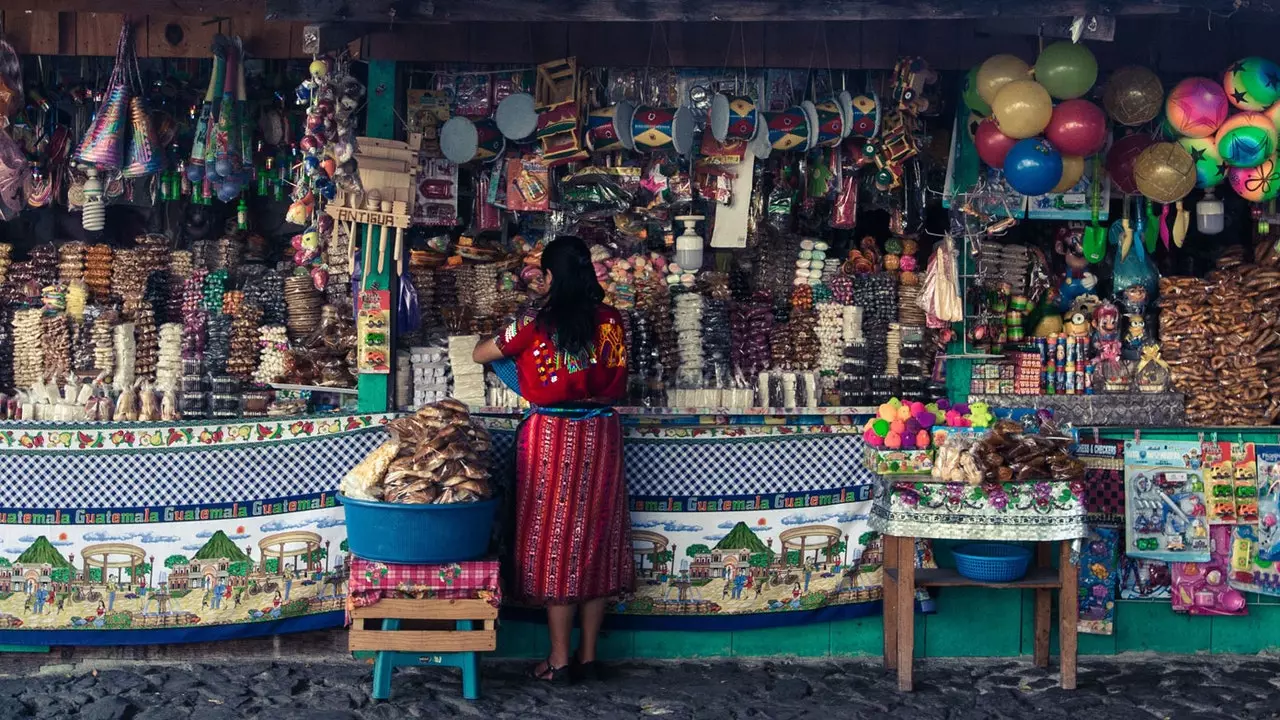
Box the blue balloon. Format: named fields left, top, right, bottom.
left=1003, top=138, right=1064, bottom=196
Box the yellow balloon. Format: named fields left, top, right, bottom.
left=992, top=80, right=1053, bottom=139
left=977, top=54, right=1031, bottom=105
left=1052, top=155, right=1085, bottom=193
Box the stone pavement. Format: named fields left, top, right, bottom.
left=1, top=655, right=1278, bottom=719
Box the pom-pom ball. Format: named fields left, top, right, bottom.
left=885, top=431, right=903, bottom=449
left=864, top=428, right=884, bottom=447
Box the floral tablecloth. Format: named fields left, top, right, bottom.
left=869, top=476, right=1087, bottom=541
left=345, top=556, right=502, bottom=622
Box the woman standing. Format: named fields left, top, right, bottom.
left=472, top=236, right=633, bottom=684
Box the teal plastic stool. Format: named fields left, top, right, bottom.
left=350, top=599, right=497, bottom=701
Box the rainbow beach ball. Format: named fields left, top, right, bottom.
left=1230, top=155, right=1280, bottom=202
left=1224, top=56, right=1280, bottom=111
left=1166, top=77, right=1230, bottom=138
left=1217, top=111, right=1278, bottom=168
left=1178, top=136, right=1228, bottom=188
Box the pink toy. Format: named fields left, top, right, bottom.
left=945, top=409, right=964, bottom=426
left=890, top=419, right=906, bottom=435
left=864, top=428, right=885, bottom=447
left=1171, top=525, right=1247, bottom=616
left=885, top=431, right=902, bottom=449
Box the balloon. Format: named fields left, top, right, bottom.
left=1230, top=155, right=1280, bottom=202
left=975, top=118, right=1019, bottom=168
left=992, top=79, right=1053, bottom=139
left=965, top=111, right=985, bottom=141
left=1178, top=136, right=1228, bottom=188
left=1045, top=99, right=1108, bottom=156
left=1103, top=66, right=1163, bottom=126
left=1133, top=142, right=1197, bottom=203
left=1052, top=155, right=1086, bottom=193
left=1165, top=77, right=1230, bottom=138
left=1004, top=138, right=1064, bottom=196
left=1267, top=101, right=1280, bottom=133
left=1034, top=41, right=1098, bottom=100
left=1107, top=133, right=1155, bottom=195
left=1216, top=111, right=1278, bottom=168
left=962, top=65, right=991, bottom=115
left=1224, top=57, right=1280, bottom=111
left=976, top=54, right=1030, bottom=105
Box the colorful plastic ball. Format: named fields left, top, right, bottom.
left=1104, top=66, right=1163, bottom=126
left=1107, top=133, right=1156, bottom=195
left=1266, top=101, right=1280, bottom=133
left=872, top=418, right=891, bottom=436
left=976, top=54, right=1031, bottom=105
left=1166, top=77, right=1231, bottom=138
left=1224, top=57, right=1280, bottom=111
left=1052, top=155, right=1086, bottom=193
left=1004, top=137, right=1064, bottom=196
left=1134, top=142, right=1198, bottom=204
left=1045, top=99, right=1108, bottom=157
left=864, top=428, right=884, bottom=447
left=992, top=79, right=1053, bottom=139
left=975, top=118, right=1019, bottom=168
left=1177, top=136, right=1229, bottom=188
left=1229, top=155, right=1280, bottom=202
left=963, top=65, right=992, bottom=115
left=1034, top=41, right=1098, bottom=100
left=885, top=431, right=903, bottom=449
left=1216, top=111, right=1278, bottom=168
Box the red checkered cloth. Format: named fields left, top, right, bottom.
left=345, top=556, right=502, bottom=622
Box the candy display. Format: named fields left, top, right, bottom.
left=341, top=400, right=492, bottom=504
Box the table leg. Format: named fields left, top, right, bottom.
left=456, top=620, right=481, bottom=700
left=896, top=535, right=916, bottom=692
left=1034, top=543, right=1052, bottom=668
left=882, top=534, right=899, bottom=671
left=1058, top=540, right=1079, bottom=690
left=372, top=651, right=394, bottom=700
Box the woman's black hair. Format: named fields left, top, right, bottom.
left=538, top=235, right=604, bottom=357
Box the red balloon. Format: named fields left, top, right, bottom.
left=1106, top=133, right=1154, bottom=195
left=975, top=118, right=1019, bottom=169
left=1045, top=99, right=1108, bottom=157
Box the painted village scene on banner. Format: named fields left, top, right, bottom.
left=615, top=511, right=886, bottom=616
left=0, top=519, right=350, bottom=630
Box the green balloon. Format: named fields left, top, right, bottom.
left=963, top=65, right=991, bottom=115
left=1035, top=41, right=1098, bottom=100
left=1177, top=136, right=1227, bottom=189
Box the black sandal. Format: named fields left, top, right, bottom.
left=571, top=652, right=603, bottom=682
left=526, top=658, right=572, bottom=684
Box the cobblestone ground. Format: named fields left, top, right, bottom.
left=2, top=655, right=1279, bottom=719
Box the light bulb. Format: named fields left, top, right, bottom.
left=1197, top=190, right=1225, bottom=235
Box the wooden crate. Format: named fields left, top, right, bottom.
left=349, top=598, right=497, bottom=653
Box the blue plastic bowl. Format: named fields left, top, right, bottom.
left=339, top=493, right=498, bottom=564
left=952, top=543, right=1033, bottom=583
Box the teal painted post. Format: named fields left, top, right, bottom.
left=457, top=619, right=480, bottom=700
left=357, top=60, right=398, bottom=413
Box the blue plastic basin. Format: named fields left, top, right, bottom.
left=338, top=493, right=498, bottom=564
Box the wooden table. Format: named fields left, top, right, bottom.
left=350, top=598, right=497, bottom=700
left=869, top=475, right=1087, bottom=692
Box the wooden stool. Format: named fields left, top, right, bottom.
left=350, top=598, right=497, bottom=700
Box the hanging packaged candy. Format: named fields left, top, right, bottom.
left=506, top=158, right=550, bottom=212
left=1124, top=440, right=1211, bottom=562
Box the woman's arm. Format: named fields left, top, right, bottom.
left=472, top=338, right=505, bottom=364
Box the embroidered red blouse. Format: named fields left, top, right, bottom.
left=493, top=304, right=628, bottom=407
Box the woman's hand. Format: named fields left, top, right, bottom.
left=472, top=338, right=504, bottom=364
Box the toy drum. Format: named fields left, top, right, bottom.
left=494, top=92, right=538, bottom=141
left=764, top=106, right=812, bottom=153
left=440, top=116, right=505, bottom=164
left=843, top=91, right=881, bottom=140
left=632, top=105, right=695, bottom=155
left=586, top=101, right=635, bottom=152
left=812, top=98, right=845, bottom=148
left=473, top=118, right=505, bottom=162
left=709, top=93, right=760, bottom=143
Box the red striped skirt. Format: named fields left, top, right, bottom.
left=513, top=410, right=634, bottom=605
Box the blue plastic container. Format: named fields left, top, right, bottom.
left=952, top=543, right=1033, bottom=583
left=339, top=493, right=498, bottom=564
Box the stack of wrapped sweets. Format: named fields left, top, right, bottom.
left=730, top=300, right=772, bottom=379
left=71, top=309, right=96, bottom=374
left=0, top=242, right=10, bottom=286
left=144, top=271, right=170, bottom=324
left=13, top=309, right=43, bottom=390
left=284, top=273, right=323, bottom=342
left=42, top=314, right=71, bottom=384
left=92, top=310, right=116, bottom=378
left=136, top=234, right=170, bottom=281
left=203, top=268, right=228, bottom=313
left=84, top=244, right=113, bottom=301
left=816, top=302, right=846, bottom=373
left=795, top=239, right=827, bottom=286
left=885, top=323, right=902, bottom=377
left=673, top=292, right=704, bottom=392
left=854, top=273, right=897, bottom=373
left=221, top=288, right=244, bottom=318
left=30, top=243, right=58, bottom=288
left=447, top=335, right=486, bottom=407
left=155, top=323, right=183, bottom=393
left=168, top=250, right=193, bottom=321
left=790, top=310, right=821, bottom=372
left=113, top=249, right=145, bottom=314
left=226, top=303, right=264, bottom=381
left=408, top=252, right=438, bottom=340
left=0, top=306, right=12, bottom=392
left=214, top=235, right=242, bottom=270
left=133, top=306, right=158, bottom=381
left=205, top=314, right=232, bottom=375
left=411, top=346, right=451, bottom=406
left=840, top=341, right=871, bottom=405
left=180, top=357, right=207, bottom=418
left=58, top=242, right=84, bottom=284
left=253, top=325, right=291, bottom=384
left=112, top=322, right=136, bottom=393
left=702, top=296, right=730, bottom=380
left=66, top=281, right=87, bottom=321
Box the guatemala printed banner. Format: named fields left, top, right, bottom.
left=481, top=417, right=884, bottom=631
left=0, top=414, right=392, bottom=646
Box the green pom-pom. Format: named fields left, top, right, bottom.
left=872, top=418, right=891, bottom=436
